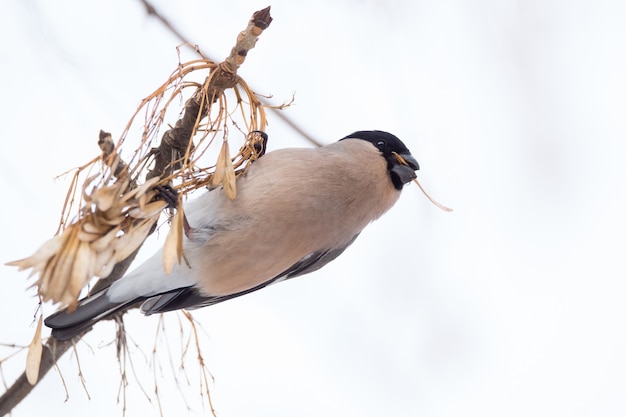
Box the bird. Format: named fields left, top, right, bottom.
left=45, top=130, right=419, bottom=340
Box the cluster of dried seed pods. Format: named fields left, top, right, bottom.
left=8, top=177, right=169, bottom=309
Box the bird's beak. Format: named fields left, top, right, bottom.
left=391, top=153, right=419, bottom=185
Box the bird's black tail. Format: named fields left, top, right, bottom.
left=44, top=290, right=142, bottom=341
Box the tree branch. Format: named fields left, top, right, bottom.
left=139, top=0, right=323, bottom=147
left=147, top=6, right=273, bottom=180
left=0, top=7, right=273, bottom=415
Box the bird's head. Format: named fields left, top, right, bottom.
left=341, top=130, right=419, bottom=190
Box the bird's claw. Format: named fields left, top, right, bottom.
left=153, top=184, right=179, bottom=209
left=249, top=130, right=269, bottom=158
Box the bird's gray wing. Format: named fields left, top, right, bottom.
left=278, top=233, right=360, bottom=279
left=140, top=233, right=360, bottom=315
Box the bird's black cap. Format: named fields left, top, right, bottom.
left=341, top=130, right=419, bottom=189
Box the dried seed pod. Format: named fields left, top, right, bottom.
left=163, top=207, right=184, bottom=274
left=66, top=241, right=93, bottom=310
left=223, top=146, right=237, bottom=200
left=6, top=235, right=64, bottom=273
left=90, top=225, right=122, bottom=252
left=91, top=182, right=125, bottom=212
left=111, top=218, right=156, bottom=264
left=93, top=245, right=116, bottom=278
left=213, top=141, right=237, bottom=199
left=212, top=141, right=229, bottom=187
left=25, top=316, right=43, bottom=385
left=82, top=220, right=111, bottom=235
left=129, top=200, right=168, bottom=219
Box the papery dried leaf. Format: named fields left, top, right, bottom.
left=129, top=200, right=168, bottom=219
left=111, top=218, right=156, bottom=263
left=25, top=316, right=43, bottom=385
left=163, top=208, right=184, bottom=275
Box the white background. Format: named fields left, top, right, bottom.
left=1, top=1, right=625, bottom=416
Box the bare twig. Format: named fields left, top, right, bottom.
left=98, top=130, right=130, bottom=179
left=139, top=0, right=324, bottom=147
left=181, top=310, right=216, bottom=416
left=147, top=6, right=273, bottom=181
left=0, top=339, right=71, bottom=415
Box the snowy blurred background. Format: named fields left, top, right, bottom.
left=1, top=1, right=625, bottom=416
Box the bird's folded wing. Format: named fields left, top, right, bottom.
left=140, top=233, right=359, bottom=315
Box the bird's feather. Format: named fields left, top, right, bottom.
left=44, top=290, right=143, bottom=340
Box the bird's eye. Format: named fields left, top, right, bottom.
left=376, top=140, right=386, bottom=149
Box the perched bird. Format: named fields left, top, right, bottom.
left=45, top=130, right=419, bottom=340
